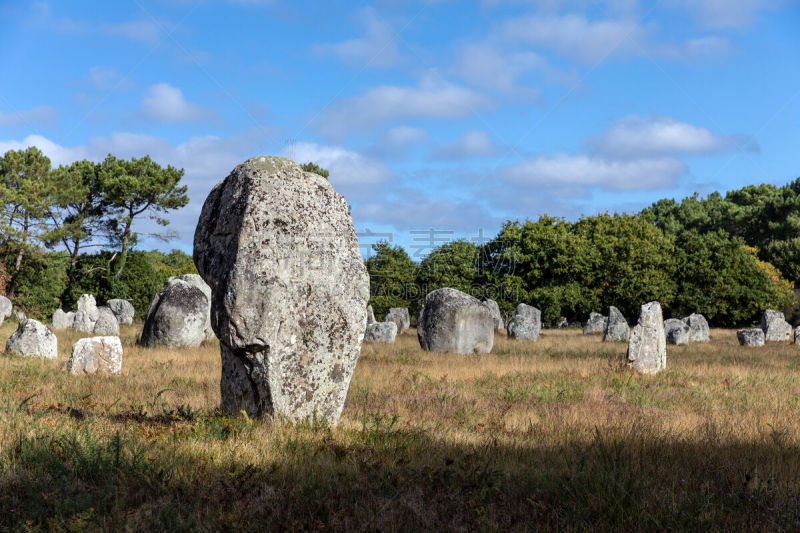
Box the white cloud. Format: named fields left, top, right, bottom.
left=316, top=72, right=492, bottom=138
left=101, top=20, right=162, bottom=46
left=451, top=43, right=551, bottom=97
left=500, top=154, right=687, bottom=190
left=589, top=116, right=756, bottom=158
left=141, top=83, right=214, bottom=123
left=369, top=126, right=430, bottom=157
left=671, top=0, right=785, bottom=28
left=314, top=7, right=400, bottom=68
left=284, top=142, right=392, bottom=192
left=87, top=66, right=134, bottom=91
left=502, top=13, right=650, bottom=63
left=430, top=130, right=504, bottom=160
left=0, top=105, right=58, bottom=127
left=683, top=36, right=730, bottom=57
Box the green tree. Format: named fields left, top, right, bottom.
left=365, top=242, right=417, bottom=319
left=100, top=154, right=188, bottom=281
left=301, top=162, right=329, bottom=179
left=0, top=147, right=56, bottom=294
left=415, top=240, right=481, bottom=300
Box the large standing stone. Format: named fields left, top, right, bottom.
left=174, top=274, right=215, bottom=340
left=385, top=308, right=410, bottom=334
left=484, top=299, right=504, bottom=332
left=52, top=309, right=74, bottom=330
left=507, top=303, right=541, bottom=341
left=664, top=318, right=690, bottom=346
left=627, top=301, right=666, bottom=374
left=603, top=306, right=630, bottom=342
left=194, top=156, right=370, bottom=424
left=761, top=309, right=792, bottom=342
left=365, top=321, right=397, bottom=343
left=583, top=312, right=608, bottom=335
left=6, top=319, right=57, bottom=359
left=683, top=313, right=710, bottom=342
left=107, top=299, right=135, bottom=325
left=738, top=328, right=765, bottom=347
left=93, top=307, right=120, bottom=336
left=0, top=295, right=12, bottom=323
left=417, top=288, right=494, bottom=354
left=64, top=336, right=123, bottom=375
left=366, top=305, right=376, bottom=325
left=140, top=276, right=210, bottom=348
left=73, top=294, right=99, bottom=333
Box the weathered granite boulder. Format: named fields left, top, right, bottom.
left=385, top=307, right=410, bottom=334
left=583, top=312, right=608, bottom=335
left=6, top=319, right=57, bottom=359
left=194, top=156, right=370, bottom=424
left=140, top=276, right=210, bottom=348
left=365, top=321, right=397, bottom=343
left=554, top=316, right=568, bottom=329
left=761, top=309, right=792, bottom=342
left=0, top=295, right=12, bottom=323
left=507, top=303, right=541, bottom=341
left=603, top=306, right=630, bottom=342
left=664, top=318, right=690, bottom=345
left=64, top=336, right=123, bottom=375
left=683, top=313, right=710, bottom=342
left=738, top=328, right=765, bottom=347
left=484, top=299, right=504, bottom=332
left=93, top=307, right=120, bottom=336
left=627, top=302, right=666, bottom=374
left=174, top=274, right=214, bottom=340
left=366, top=305, right=376, bottom=325
left=107, top=299, right=135, bottom=325
left=73, top=294, right=99, bottom=333
left=417, top=288, right=494, bottom=354
left=52, top=309, right=73, bottom=330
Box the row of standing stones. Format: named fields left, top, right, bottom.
left=6, top=157, right=800, bottom=426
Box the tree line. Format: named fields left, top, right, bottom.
left=367, top=178, right=800, bottom=327
left=0, top=146, right=190, bottom=318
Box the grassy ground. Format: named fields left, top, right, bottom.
left=2, top=323, right=800, bottom=531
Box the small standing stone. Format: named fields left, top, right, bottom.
left=6, top=319, right=57, bottom=359
left=794, top=326, right=800, bottom=345
left=365, top=321, right=397, bottom=343
left=603, top=306, right=630, bottom=342
left=417, top=288, right=494, bottom=354
left=73, top=294, right=99, bottom=333
left=385, top=308, right=411, bottom=334
left=0, top=295, right=12, bottom=323
left=93, top=307, right=120, bottom=336
left=366, top=305, right=376, bottom=325
left=664, top=318, right=690, bottom=346
left=64, top=336, right=123, bottom=375
left=484, top=299, right=504, bottom=332
left=738, top=328, right=765, bottom=347
left=583, top=312, right=608, bottom=335
left=507, top=303, right=541, bottom=341
left=107, top=299, right=135, bottom=325
left=52, top=309, right=73, bottom=330
left=627, top=301, right=666, bottom=374
left=683, top=313, right=710, bottom=342
left=761, top=310, right=792, bottom=342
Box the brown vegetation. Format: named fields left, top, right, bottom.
left=2, top=324, right=800, bottom=530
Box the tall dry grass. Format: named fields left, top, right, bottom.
left=2, top=322, right=800, bottom=531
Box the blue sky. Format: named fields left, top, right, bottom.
left=0, top=0, right=798, bottom=259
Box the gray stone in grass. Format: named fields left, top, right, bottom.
left=193, top=156, right=370, bottom=425
left=761, top=309, right=792, bottom=342
left=73, top=294, right=99, bottom=333
left=140, top=276, right=210, bottom=348
left=583, top=312, right=607, bottom=335
left=107, top=299, right=135, bottom=325
left=93, top=307, right=120, bottom=336
left=664, top=318, right=690, bottom=346
left=64, top=336, right=123, bottom=375
left=627, top=301, right=666, bottom=374
left=483, top=299, right=504, bottom=332
left=52, top=309, right=73, bottom=329
left=0, top=295, right=11, bottom=323
left=738, top=328, right=765, bottom=347
left=6, top=319, right=57, bottom=359
left=385, top=307, right=411, bottom=334
left=683, top=313, right=710, bottom=343
left=365, top=321, right=397, bottom=343
left=366, top=305, right=376, bottom=325
left=507, top=303, right=541, bottom=341
left=603, top=306, right=630, bottom=342
left=417, top=288, right=494, bottom=354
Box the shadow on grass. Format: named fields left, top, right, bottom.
left=2, top=411, right=800, bottom=532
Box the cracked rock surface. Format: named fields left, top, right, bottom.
left=194, top=156, right=369, bottom=425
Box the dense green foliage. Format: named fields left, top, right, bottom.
left=365, top=242, right=417, bottom=320
left=301, top=162, right=330, bottom=179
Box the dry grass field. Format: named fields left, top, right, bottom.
left=2, top=322, right=800, bottom=531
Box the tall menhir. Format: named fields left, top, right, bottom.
left=193, top=156, right=370, bottom=425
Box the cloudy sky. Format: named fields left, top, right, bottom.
left=0, top=0, right=798, bottom=258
